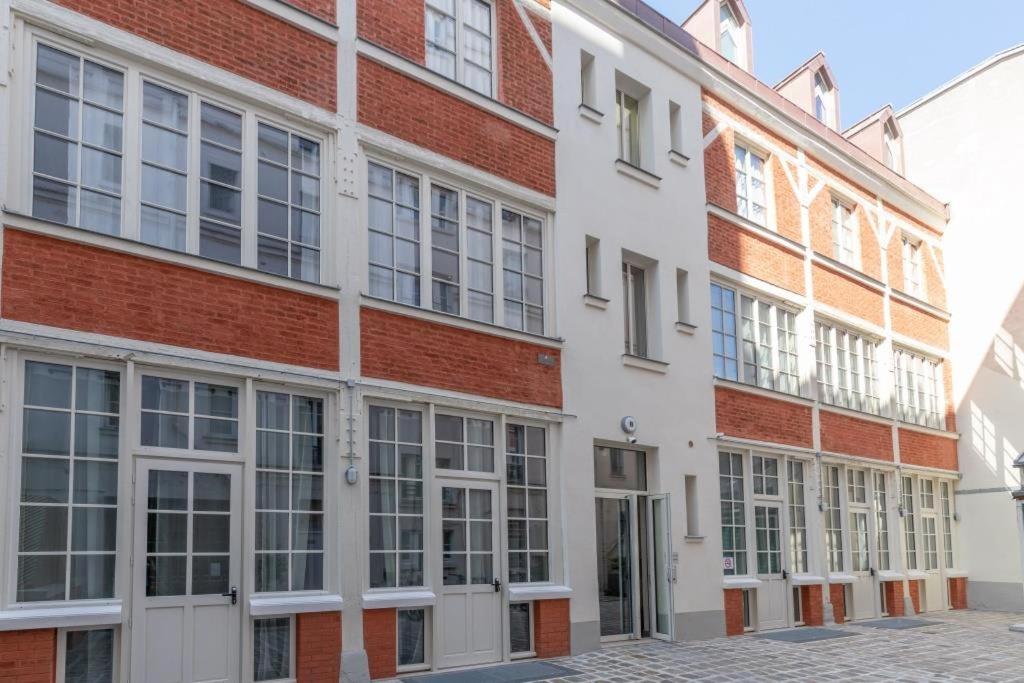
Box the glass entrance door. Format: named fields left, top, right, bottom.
left=595, top=496, right=633, bottom=639
left=754, top=503, right=788, bottom=630
left=648, top=495, right=673, bottom=640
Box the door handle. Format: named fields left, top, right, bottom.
left=221, top=586, right=238, bottom=605
left=870, top=567, right=876, bottom=577
left=782, top=569, right=789, bottom=580
left=492, top=578, right=502, bottom=593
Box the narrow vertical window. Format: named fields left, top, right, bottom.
left=580, top=50, right=596, bottom=108
left=585, top=236, right=601, bottom=297
left=719, top=452, right=746, bottom=575
left=17, top=361, right=120, bottom=602
left=719, top=2, right=742, bottom=65
left=254, top=617, right=291, bottom=681
left=813, top=72, right=829, bottom=125
left=509, top=603, right=532, bottom=654
left=466, top=196, right=495, bottom=323
left=710, top=283, right=738, bottom=380
left=922, top=517, right=938, bottom=570
left=198, top=103, right=243, bottom=264
left=787, top=460, right=808, bottom=573
left=368, top=162, right=421, bottom=306
left=874, top=472, right=891, bottom=571
left=255, top=392, right=324, bottom=592
left=257, top=124, right=321, bottom=282
left=64, top=628, right=116, bottom=682
left=616, top=90, right=641, bottom=166
left=669, top=100, right=684, bottom=154
left=734, top=144, right=766, bottom=225
left=823, top=465, right=843, bottom=573
left=506, top=424, right=548, bottom=583
left=502, top=210, right=544, bottom=334
left=33, top=45, right=124, bottom=234
left=831, top=199, right=857, bottom=267
left=431, top=185, right=461, bottom=314
left=622, top=262, right=648, bottom=358
left=676, top=269, right=690, bottom=324
left=902, top=236, right=924, bottom=298
left=940, top=482, right=954, bottom=569
left=903, top=476, right=918, bottom=571
left=140, top=82, right=189, bottom=251
left=368, top=407, right=424, bottom=588
left=398, top=608, right=427, bottom=668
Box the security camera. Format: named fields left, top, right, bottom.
left=627, top=436, right=638, bottom=445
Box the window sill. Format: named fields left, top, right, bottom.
left=668, top=149, right=690, bottom=167
left=675, top=321, right=697, bottom=335
left=583, top=293, right=610, bottom=310
left=508, top=584, right=573, bottom=601
left=578, top=103, right=604, bottom=124
left=361, top=590, right=436, bottom=609
left=827, top=573, right=857, bottom=585
left=818, top=403, right=890, bottom=426
left=249, top=593, right=342, bottom=617
left=891, top=288, right=950, bottom=320
left=945, top=569, right=968, bottom=578
left=722, top=576, right=761, bottom=590
left=713, top=378, right=811, bottom=407
left=614, top=159, right=661, bottom=189
left=895, top=420, right=958, bottom=440
left=684, top=534, right=705, bottom=544
left=810, top=251, right=885, bottom=293
left=0, top=603, right=122, bottom=632
left=790, top=574, right=825, bottom=586
left=621, top=353, right=669, bottom=374
left=877, top=570, right=905, bottom=583
left=906, top=570, right=928, bottom=580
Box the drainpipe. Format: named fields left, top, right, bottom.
left=344, top=379, right=357, bottom=485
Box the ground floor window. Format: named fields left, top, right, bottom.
left=509, top=602, right=533, bottom=654
left=253, top=617, right=291, bottom=682
left=63, top=628, right=115, bottom=683
left=398, top=608, right=427, bottom=668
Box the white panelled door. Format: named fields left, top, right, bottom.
left=131, top=459, right=242, bottom=683
left=754, top=503, right=789, bottom=630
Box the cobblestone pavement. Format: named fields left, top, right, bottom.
left=546, top=610, right=1024, bottom=682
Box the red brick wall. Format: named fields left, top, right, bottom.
left=770, top=157, right=801, bottom=243
left=855, top=206, right=883, bottom=282
left=883, top=580, right=905, bottom=617
left=296, top=611, right=341, bottom=683
left=358, top=57, right=555, bottom=196
left=284, top=0, right=335, bottom=23
left=948, top=577, right=967, bottom=610
left=707, top=215, right=805, bottom=295
left=358, top=0, right=424, bottom=63
left=715, top=386, right=813, bottom=448
left=923, top=246, right=947, bottom=310
left=496, top=2, right=553, bottom=125
left=723, top=588, right=745, bottom=636
left=703, top=114, right=737, bottom=213
left=533, top=598, right=569, bottom=658
left=800, top=585, right=824, bottom=627
left=908, top=579, right=922, bottom=614
left=364, top=608, right=397, bottom=681
left=819, top=410, right=894, bottom=462
left=2, top=229, right=339, bottom=370
left=829, top=583, right=847, bottom=624
left=361, top=307, right=562, bottom=407
left=891, top=300, right=949, bottom=350
left=897, top=429, right=958, bottom=471
left=0, top=628, right=56, bottom=683
left=812, top=264, right=885, bottom=327
left=51, top=0, right=336, bottom=110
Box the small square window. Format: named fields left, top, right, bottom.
left=254, top=617, right=291, bottom=682
left=398, top=608, right=427, bottom=668
left=63, top=628, right=115, bottom=683
left=509, top=602, right=533, bottom=654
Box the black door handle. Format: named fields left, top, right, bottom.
left=492, top=578, right=502, bottom=593
left=870, top=568, right=876, bottom=577
left=221, top=586, right=238, bottom=605
left=782, top=569, right=789, bottom=580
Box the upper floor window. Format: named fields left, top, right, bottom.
left=622, top=261, right=648, bottom=358
left=616, top=90, right=641, bottom=166
left=710, top=283, right=799, bottom=396
left=734, top=144, right=767, bottom=226
left=893, top=349, right=942, bottom=429
left=883, top=120, right=902, bottom=172
left=30, top=42, right=326, bottom=283
left=831, top=199, right=858, bottom=267
left=902, top=236, right=924, bottom=298
left=813, top=72, right=830, bottom=125
left=425, top=0, right=493, bottom=97
left=815, top=322, right=881, bottom=415
left=719, top=2, right=743, bottom=66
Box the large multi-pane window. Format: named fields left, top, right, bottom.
left=425, top=0, right=493, bottom=96
left=17, top=361, right=120, bottom=602
left=893, top=349, right=943, bottom=428
left=787, top=460, right=808, bottom=574
left=368, top=162, right=421, bottom=305
left=507, top=424, right=548, bottom=583
left=616, top=89, right=641, bottom=166
left=502, top=209, right=544, bottom=334
left=902, top=236, right=924, bottom=298
left=33, top=44, right=124, bottom=233
left=734, top=144, right=766, bottom=225
left=719, top=452, right=747, bottom=576
left=822, top=465, right=843, bottom=572
left=902, top=476, right=917, bottom=571
left=711, top=283, right=799, bottom=395
left=256, top=123, right=321, bottom=282
left=831, top=199, right=858, bottom=267
left=140, top=376, right=238, bottom=452
left=368, top=406, right=424, bottom=588
left=816, top=322, right=881, bottom=414
left=940, top=482, right=954, bottom=569
left=254, top=392, right=325, bottom=592
left=873, top=472, right=891, bottom=571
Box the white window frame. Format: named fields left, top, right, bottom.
left=396, top=606, right=433, bottom=672
left=873, top=471, right=892, bottom=571
left=508, top=602, right=535, bottom=660
left=813, top=72, right=830, bottom=126
left=939, top=481, right=955, bottom=570
left=622, top=260, right=649, bottom=358
left=252, top=615, right=296, bottom=683
left=786, top=459, right=809, bottom=574
left=883, top=120, right=901, bottom=172
left=616, top=89, right=641, bottom=167
left=893, top=348, right=943, bottom=429
left=902, top=475, right=918, bottom=571
left=733, top=142, right=769, bottom=227
left=830, top=197, right=860, bottom=268
left=718, top=451, right=747, bottom=576
left=56, top=625, right=121, bottom=683
left=822, top=464, right=844, bottom=573
left=365, top=157, right=551, bottom=336
left=901, top=235, right=925, bottom=298
left=815, top=321, right=881, bottom=415
left=424, top=0, right=496, bottom=97
left=718, top=1, right=745, bottom=66
left=15, top=30, right=333, bottom=285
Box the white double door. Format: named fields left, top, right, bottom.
left=131, top=458, right=243, bottom=683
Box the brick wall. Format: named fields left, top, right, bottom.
left=358, top=57, right=555, bottom=196
left=883, top=580, right=905, bottom=617
left=907, top=579, right=922, bottom=614
left=770, top=156, right=802, bottom=243
left=949, top=577, right=967, bottom=610
left=296, top=611, right=342, bottom=683
left=283, top=0, right=335, bottom=23
left=723, top=588, right=745, bottom=636
left=891, top=299, right=949, bottom=350
left=51, top=0, right=336, bottom=109
left=2, top=229, right=340, bottom=370
left=703, top=114, right=737, bottom=213
left=533, top=598, right=569, bottom=658
left=0, top=628, right=56, bottom=683
left=357, top=0, right=424, bottom=63
left=715, top=386, right=813, bottom=448
left=360, top=307, right=562, bottom=407
left=828, top=583, right=847, bottom=624
left=363, top=608, right=397, bottom=681
left=819, top=409, right=894, bottom=461
left=811, top=264, right=884, bottom=327
left=897, top=429, right=958, bottom=471
left=800, top=585, right=824, bottom=627
left=707, top=215, right=805, bottom=295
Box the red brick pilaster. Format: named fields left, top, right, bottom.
left=0, top=628, right=57, bottom=682
left=723, top=588, right=745, bottom=636
left=799, top=585, right=824, bottom=626
left=363, top=608, right=397, bottom=680
left=533, top=598, right=569, bottom=658
left=296, top=611, right=341, bottom=683
left=907, top=579, right=922, bottom=614
left=883, top=580, right=905, bottom=617
left=828, top=583, right=847, bottom=624
left=948, top=577, right=967, bottom=610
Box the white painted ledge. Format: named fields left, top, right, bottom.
left=0, top=603, right=122, bottom=631
left=877, top=570, right=905, bottom=583
left=906, top=570, right=928, bottom=580
left=668, top=149, right=690, bottom=167
left=508, top=584, right=573, bottom=601
left=675, top=321, right=697, bottom=335
left=1010, top=623, right=1024, bottom=634
left=722, top=576, right=762, bottom=589
left=945, top=569, right=969, bottom=579
left=614, top=159, right=662, bottom=188
left=361, top=591, right=436, bottom=609
left=827, top=573, right=857, bottom=585
left=621, top=354, right=669, bottom=374
left=578, top=103, right=604, bottom=124
left=790, top=573, right=825, bottom=586
left=249, top=594, right=342, bottom=616
left=583, top=293, right=610, bottom=310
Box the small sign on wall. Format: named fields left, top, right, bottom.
left=723, top=557, right=735, bottom=571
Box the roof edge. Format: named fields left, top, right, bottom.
left=898, top=42, right=1024, bottom=118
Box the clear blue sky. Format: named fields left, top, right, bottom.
left=643, top=0, right=1022, bottom=127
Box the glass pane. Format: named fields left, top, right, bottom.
left=141, top=413, right=188, bottom=449
left=23, top=408, right=70, bottom=455
left=292, top=513, right=323, bottom=551
left=194, top=472, right=230, bottom=511
left=291, top=553, right=322, bottom=591
left=192, top=555, right=230, bottom=594
left=194, top=417, right=239, bottom=452
left=73, top=460, right=118, bottom=504
left=256, top=472, right=290, bottom=510
left=19, top=505, right=68, bottom=552
left=147, top=513, right=186, bottom=553
left=194, top=514, right=230, bottom=552
left=21, top=457, right=69, bottom=503
left=593, top=446, right=647, bottom=490
left=398, top=609, right=425, bottom=667
left=34, top=133, right=77, bottom=182
left=201, top=103, right=242, bottom=149
left=37, top=44, right=79, bottom=93
left=442, top=553, right=466, bottom=585
left=199, top=221, right=242, bottom=265
left=292, top=474, right=323, bottom=511
left=146, top=555, right=186, bottom=596
left=65, top=629, right=115, bottom=683
left=148, top=470, right=188, bottom=510
left=76, top=368, right=120, bottom=413
left=140, top=206, right=186, bottom=251
left=35, top=89, right=78, bottom=137
left=399, top=552, right=423, bottom=587
left=254, top=618, right=290, bottom=682
left=293, top=435, right=323, bottom=472
left=17, top=554, right=66, bottom=601
left=369, top=553, right=395, bottom=589
left=33, top=176, right=76, bottom=225
left=509, top=603, right=531, bottom=653
left=70, top=507, right=117, bottom=552
left=255, top=554, right=289, bottom=593
left=69, top=555, right=115, bottom=600
left=470, top=554, right=493, bottom=584
left=256, top=512, right=289, bottom=551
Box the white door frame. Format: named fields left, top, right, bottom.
left=594, top=491, right=639, bottom=643
left=646, top=494, right=674, bottom=641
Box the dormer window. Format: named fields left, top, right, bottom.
left=719, top=2, right=743, bottom=65
left=814, top=72, right=829, bottom=125
left=883, top=120, right=902, bottom=172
